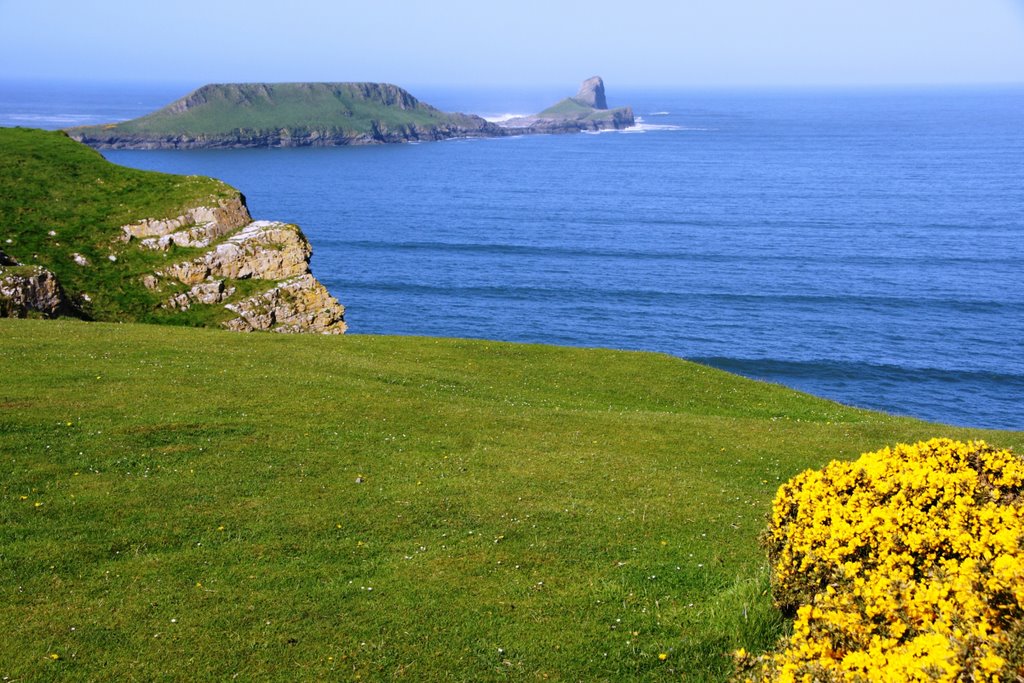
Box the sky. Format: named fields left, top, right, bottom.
left=1, top=0, right=1023, bottom=88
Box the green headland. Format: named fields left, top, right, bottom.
left=67, top=82, right=499, bottom=148
left=0, top=127, right=345, bottom=332
left=0, top=127, right=233, bottom=320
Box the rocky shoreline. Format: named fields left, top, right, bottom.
left=67, top=115, right=635, bottom=150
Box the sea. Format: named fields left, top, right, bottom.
left=2, top=80, right=1022, bottom=430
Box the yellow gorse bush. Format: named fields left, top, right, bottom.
left=746, top=438, right=1024, bottom=682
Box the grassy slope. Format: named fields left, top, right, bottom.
left=71, top=83, right=469, bottom=138
left=0, top=127, right=278, bottom=325
left=538, top=98, right=629, bottom=121
left=3, top=319, right=1020, bottom=681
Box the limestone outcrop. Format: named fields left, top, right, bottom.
left=122, top=195, right=251, bottom=247
left=141, top=201, right=348, bottom=334
left=164, top=280, right=236, bottom=311
left=0, top=262, right=79, bottom=319
left=222, top=274, right=347, bottom=334
left=157, top=221, right=311, bottom=284
left=1, top=197, right=345, bottom=334
left=575, top=76, right=608, bottom=109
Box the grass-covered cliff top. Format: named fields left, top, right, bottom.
left=68, top=82, right=482, bottom=138
left=3, top=318, right=1020, bottom=680
left=0, top=127, right=308, bottom=329
left=0, top=127, right=239, bottom=320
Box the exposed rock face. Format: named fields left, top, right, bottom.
left=0, top=264, right=79, bottom=318
left=145, top=202, right=348, bottom=334
left=2, top=193, right=345, bottom=334
left=223, top=274, right=347, bottom=334
left=158, top=221, right=311, bottom=284
left=122, top=195, right=251, bottom=246
left=71, top=119, right=505, bottom=150
left=164, top=279, right=237, bottom=311
left=575, top=76, right=608, bottom=110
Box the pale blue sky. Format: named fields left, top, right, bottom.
left=1, top=0, right=1023, bottom=87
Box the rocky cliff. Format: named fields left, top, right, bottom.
left=130, top=196, right=347, bottom=334
left=0, top=257, right=80, bottom=319
left=1, top=127, right=346, bottom=333
left=0, top=194, right=346, bottom=333
left=574, top=76, right=609, bottom=109
left=69, top=118, right=506, bottom=150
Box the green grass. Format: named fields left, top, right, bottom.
left=3, top=318, right=1020, bottom=681
left=538, top=98, right=630, bottom=121
left=67, top=82, right=478, bottom=139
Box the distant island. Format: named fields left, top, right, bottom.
left=65, top=77, right=634, bottom=149
left=498, top=76, right=634, bottom=133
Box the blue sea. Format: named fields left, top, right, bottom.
left=2, top=80, right=1023, bottom=430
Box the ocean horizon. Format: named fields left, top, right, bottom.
left=3, top=80, right=1022, bottom=430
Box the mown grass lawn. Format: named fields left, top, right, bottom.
left=2, top=319, right=1020, bottom=681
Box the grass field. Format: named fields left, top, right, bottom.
left=537, top=98, right=630, bottom=121
left=3, top=318, right=1019, bottom=681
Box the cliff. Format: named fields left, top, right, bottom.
left=0, top=260, right=80, bottom=319
left=574, top=76, right=608, bottom=109
left=130, top=197, right=347, bottom=334
left=65, top=78, right=634, bottom=149
left=0, top=128, right=345, bottom=333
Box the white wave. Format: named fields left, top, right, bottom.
left=581, top=121, right=712, bottom=135
left=4, top=113, right=128, bottom=125
left=649, top=111, right=670, bottom=116
left=625, top=122, right=692, bottom=133
left=483, top=113, right=530, bottom=123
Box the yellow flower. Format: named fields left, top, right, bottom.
left=756, top=439, right=1024, bottom=682
left=658, top=653, right=668, bottom=661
